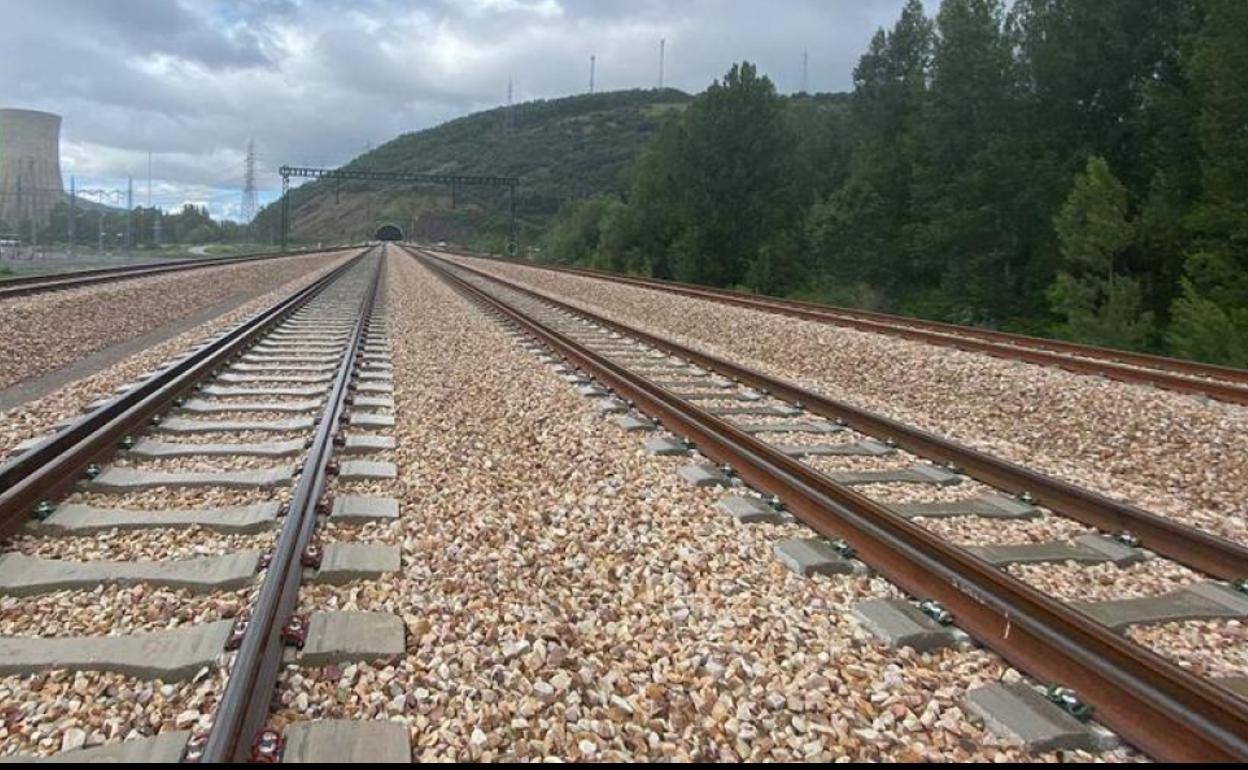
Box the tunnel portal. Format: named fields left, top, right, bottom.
left=375, top=224, right=403, bottom=241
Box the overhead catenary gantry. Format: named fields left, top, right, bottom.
left=277, top=165, right=519, bottom=251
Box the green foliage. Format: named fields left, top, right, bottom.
left=1054, top=157, right=1134, bottom=281
left=255, top=0, right=1246, bottom=365
left=1164, top=0, right=1248, bottom=364
left=1047, top=272, right=1155, bottom=349
left=543, top=195, right=619, bottom=265
left=38, top=202, right=242, bottom=248
left=255, top=89, right=692, bottom=245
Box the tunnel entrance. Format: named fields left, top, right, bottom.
left=374, top=224, right=403, bottom=241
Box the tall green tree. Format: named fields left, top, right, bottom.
left=908, top=0, right=1041, bottom=322
left=1048, top=156, right=1154, bottom=348
left=808, top=0, right=933, bottom=300
left=664, top=62, right=801, bottom=291
left=1167, top=0, right=1248, bottom=365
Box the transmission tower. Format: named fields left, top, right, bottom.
left=589, top=55, right=596, bottom=94
left=801, top=49, right=809, bottom=94
left=241, top=139, right=258, bottom=224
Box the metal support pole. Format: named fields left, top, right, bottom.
left=280, top=174, right=290, bottom=252
left=68, top=177, right=76, bottom=255
left=509, top=184, right=517, bottom=246
left=126, top=177, right=133, bottom=254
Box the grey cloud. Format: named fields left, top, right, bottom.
left=1, top=0, right=929, bottom=218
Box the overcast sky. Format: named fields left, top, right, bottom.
left=1, top=0, right=928, bottom=220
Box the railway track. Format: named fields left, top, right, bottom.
left=443, top=249, right=1248, bottom=405
left=414, top=247, right=1248, bottom=762
left=0, top=244, right=360, bottom=301
left=0, top=246, right=407, bottom=762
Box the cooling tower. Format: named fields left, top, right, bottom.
left=0, top=109, right=65, bottom=229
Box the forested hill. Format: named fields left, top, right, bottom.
left=543, top=0, right=1248, bottom=367
left=254, top=89, right=693, bottom=245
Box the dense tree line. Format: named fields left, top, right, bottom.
left=541, top=0, right=1248, bottom=365
left=20, top=202, right=248, bottom=249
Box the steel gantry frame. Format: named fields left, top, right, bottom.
left=277, top=165, right=519, bottom=250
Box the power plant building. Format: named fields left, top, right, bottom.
left=0, top=108, right=65, bottom=229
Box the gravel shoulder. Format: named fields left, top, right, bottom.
left=453, top=255, right=1248, bottom=547
left=0, top=253, right=352, bottom=458
left=263, top=250, right=1138, bottom=762
left=0, top=252, right=348, bottom=393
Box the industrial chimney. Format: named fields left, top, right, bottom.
left=0, top=108, right=65, bottom=230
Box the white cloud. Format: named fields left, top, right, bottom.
left=1, top=0, right=928, bottom=220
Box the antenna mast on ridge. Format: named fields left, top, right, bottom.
left=658, top=38, right=666, bottom=88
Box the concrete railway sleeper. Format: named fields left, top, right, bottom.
left=415, top=248, right=1248, bottom=762
left=442, top=248, right=1248, bottom=405
left=0, top=249, right=407, bottom=762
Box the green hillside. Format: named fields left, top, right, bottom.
left=255, top=89, right=692, bottom=246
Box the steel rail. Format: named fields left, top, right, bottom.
left=198, top=252, right=383, bottom=763
left=0, top=244, right=360, bottom=300
left=417, top=249, right=1248, bottom=762
left=442, top=249, right=1248, bottom=403
left=0, top=247, right=372, bottom=539
left=427, top=250, right=1248, bottom=581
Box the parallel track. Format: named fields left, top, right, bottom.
left=0, top=244, right=360, bottom=301
left=444, top=250, right=1248, bottom=405
left=415, top=247, right=1248, bottom=762
left=0, top=246, right=396, bottom=762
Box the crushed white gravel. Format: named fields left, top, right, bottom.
left=0, top=253, right=353, bottom=457
left=0, top=252, right=348, bottom=391
left=455, top=255, right=1248, bottom=547
left=264, top=248, right=1140, bottom=762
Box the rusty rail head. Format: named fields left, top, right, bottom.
left=199, top=251, right=383, bottom=763
left=417, top=249, right=1248, bottom=762
left=428, top=251, right=1248, bottom=582
left=439, top=248, right=1248, bottom=401
left=0, top=249, right=371, bottom=539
